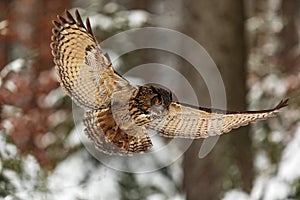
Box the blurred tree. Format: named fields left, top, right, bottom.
left=0, top=0, right=9, bottom=71
left=279, top=0, right=300, bottom=72
left=4, top=0, right=299, bottom=199
left=182, top=0, right=253, bottom=199
left=0, top=0, right=72, bottom=167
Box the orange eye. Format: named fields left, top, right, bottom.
left=155, top=98, right=162, bottom=105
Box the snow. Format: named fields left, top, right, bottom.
left=254, top=151, right=272, bottom=172
left=0, top=157, right=2, bottom=173
left=224, top=125, right=300, bottom=200
left=0, top=133, right=17, bottom=159
left=251, top=176, right=268, bottom=200
left=47, top=150, right=120, bottom=200
left=136, top=171, right=178, bottom=196
left=127, top=10, right=149, bottom=28
left=23, top=155, right=40, bottom=181
left=39, top=132, right=56, bottom=148
left=147, top=194, right=166, bottom=200
left=2, top=155, right=43, bottom=199
left=0, top=58, right=25, bottom=86
left=262, top=74, right=287, bottom=97
left=269, top=130, right=284, bottom=143
left=103, top=2, right=119, bottom=14
left=263, top=177, right=290, bottom=200
left=65, top=124, right=82, bottom=147
left=44, top=88, right=66, bottom=108
left=1, top=119, right=14, bottom=135
left=47, top=110, right=68, bottom=128
left=0, top=20, right=8, bottom=30
left=89, top=14, right=113, bottom=30
left=278, top=125, right=300, bottom=182
left=250, top=176, right=291, bottom=200
left=223, top=190, right=250, bottom=200
left=4, top=80, right=17, bottom=92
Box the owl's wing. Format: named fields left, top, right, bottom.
left=146, top=99, right=288, bottom=138
left=83, top=107, right=153, bottom=155
left=51, top=10, right=129, bottom=109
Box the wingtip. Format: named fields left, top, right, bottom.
left=75, top=9, right=80, bottom=16
left=86, top=17, right=94, bottom=36
left=274, top=98, right=289, bottom=110
left=52, top=20, right=61, bottom=28
left=66, top=10, right=75, bottom=23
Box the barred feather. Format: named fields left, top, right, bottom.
left=51, top=10, right=127, bottom=109
left=147, top=99, right=288, bottom=138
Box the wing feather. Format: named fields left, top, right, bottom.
left=147, top=99, right=288, bottom=138
left=83, top=108, right=152, bottom=155
left=51, top=10, right=128, bottom=109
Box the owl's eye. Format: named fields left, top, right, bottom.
left=151, top=97, right=162, bottom=105
left=155, top=98, right=162, bottom=105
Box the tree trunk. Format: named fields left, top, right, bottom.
left=279, top=0, right=299, bottom=71
left=182, top=0, right=253, bottom=199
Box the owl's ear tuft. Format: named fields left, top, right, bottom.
left=150, top=85, right=158, bottom=93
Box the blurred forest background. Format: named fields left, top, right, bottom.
left=0, top=0, right=299, bottom=199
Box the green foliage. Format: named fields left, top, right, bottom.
left=291, top=178, right=300, bottom=199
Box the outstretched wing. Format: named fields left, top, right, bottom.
left=51, top=10, right=129, bottom=109
left=146, top=99, right=288, bottom=138
left=83, top=107, right=152, bottom=155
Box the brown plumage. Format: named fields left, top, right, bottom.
left=51, top=10, right=288, bottom=156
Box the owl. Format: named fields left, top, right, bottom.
left=51, top=10, right=288, bottom=155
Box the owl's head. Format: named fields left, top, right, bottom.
left=132, top=85, right=173, bottom=117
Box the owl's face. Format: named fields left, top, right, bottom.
left=149, top=86, right=173, bottom=116
left=133, top=85, right=173, bottom=117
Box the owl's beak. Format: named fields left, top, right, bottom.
left=150, top=105, right=166, bottom=117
